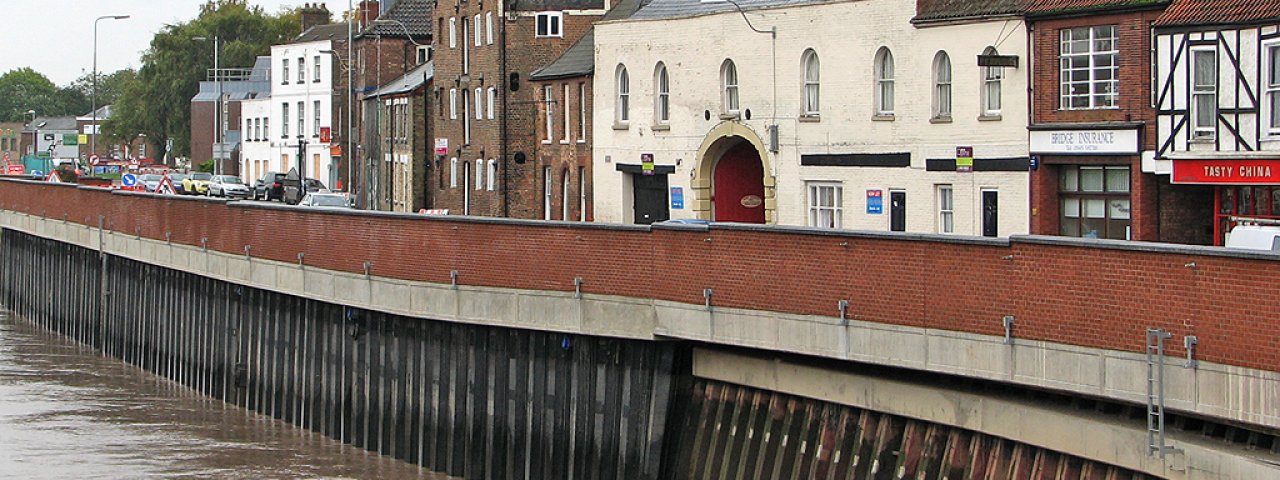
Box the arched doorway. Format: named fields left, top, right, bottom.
left=713, top=143, right=766, bottom=223
left=692, top=122, right=774, bottom=223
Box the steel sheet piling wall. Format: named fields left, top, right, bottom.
left=0, top=229, right=688, bottom=480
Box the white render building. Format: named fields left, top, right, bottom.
left=257, top=25, right=344, bottom=188
left=593, top=0, right=1031, bottom=236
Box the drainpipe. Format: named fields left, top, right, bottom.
left=501, top=0, right=511, bottom=217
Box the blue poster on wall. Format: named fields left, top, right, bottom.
left=671, top=187, right=684, bottom=209
left=866, top=189, right=883, bottom=214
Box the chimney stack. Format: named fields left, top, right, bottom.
left=299, top=3, right=333, bottom=33
left=358, top=0, right=381, bottom=29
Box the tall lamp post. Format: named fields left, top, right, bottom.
left=193, top=35, right=220, bottom=173
left=92, top=15, right=130, bottom=163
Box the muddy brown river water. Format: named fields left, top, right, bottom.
left=0, top=311, right=450, bottom=479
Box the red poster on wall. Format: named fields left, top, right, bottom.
left=1172, top=159, right=1280, bottom=184
left=320, top=127, right=331, bottom=144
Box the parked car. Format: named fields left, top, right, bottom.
left=182, top=172, right=214, bottom=195
left=166, top=172, right=189, bottom=194
left=283, top=177, right=328, bottom=205
left=253, top=171, right=286, bottom=201
left=208, top=175, right=250, bottom=198
left=298, top=192, right=352, bottom=208
left=139, top=174, right=163, bottom=192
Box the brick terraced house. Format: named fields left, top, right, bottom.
left=1024, top=0, right=1200, bottom=243
left=430, top=0, right=603, bottom=216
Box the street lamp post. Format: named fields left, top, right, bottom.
left=297, top=134, right=307, bottom=203
left=92, top=15, right=130, bottom=163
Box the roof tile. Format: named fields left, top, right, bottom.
left=1027, top=0, right=1167, bottom=15
left=913, top=0, right=1029, bottom=22
left=1154, top=0, right=1280, bottom=26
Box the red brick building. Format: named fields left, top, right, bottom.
left=430, top=0, right=603, bottom=216
left=351, top=0, right=433, bottom=208
left=1025, top=0, right=1212, bottom=243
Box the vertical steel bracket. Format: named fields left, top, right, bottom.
left=838, top=300, right=850, bottom=324
left=573, top=277, right=584, bottom=299
left=1003, top=315, right=1015, bottom=345
left=1184, top=335, right=1199, bottom=369
left=297, top=252, right=305, bottom=267
left=704, top=288, right=713, bottom=311
left=362, top=261, right=372, bottom=276
left=450, top=270, right=459, bottom=289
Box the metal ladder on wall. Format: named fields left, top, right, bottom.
left=1146, top=328, right=1174, bottom=457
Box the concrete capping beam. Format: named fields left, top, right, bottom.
left=2, top=210, right=1278, bottom=435
left=692, top=348, right=1280, bottom=480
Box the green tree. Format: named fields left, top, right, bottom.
left=107, top=0, right=304, bottom=164
left=68, top=69, right=138, bottom=110
left=0, top=68, right=61, bottom=121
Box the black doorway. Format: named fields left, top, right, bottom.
left=982, top=190, right=998, bottom=237
left=633, top=174, right=669, bottom=225
left=890, top=190, right=906, bottom=232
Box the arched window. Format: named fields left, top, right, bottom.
left=874, top=47, right=894, bottom=116
left=616, top=65, right=630, bottom=124
left=654, top=62, right=670, bottom=124
left=982, top=46, right=1003, bottom=116
left=721, top=59, right=740, bottom=114
left=802, top=49, right=820, bottom=116
left=933, top=51, right=952, bottom=119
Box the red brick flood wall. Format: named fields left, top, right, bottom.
left=3, top=179, right=1277, bottom=373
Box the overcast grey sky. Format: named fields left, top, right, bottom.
left=0, top=1, right=315, bottom=86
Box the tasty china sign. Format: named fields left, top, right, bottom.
left=1172, top=159, right=1280, bottom=184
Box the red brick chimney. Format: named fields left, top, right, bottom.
left=299, top=3, right=332, bottom=32
left=358, top=0, right=380, bottom=29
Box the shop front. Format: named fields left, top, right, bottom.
left=1028, top=124, right=1148, bottom=241
left=1171, top=157, right=1280, bottom=245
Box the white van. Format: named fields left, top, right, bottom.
left=1225, top=224, right=1280, bottom=252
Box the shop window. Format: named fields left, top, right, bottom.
left=1059, top=165, right=1130, bottom=239
left=1216, top=186, right=1280, bottom=245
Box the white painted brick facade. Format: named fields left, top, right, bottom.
left=593, top=0, right=1030, bottom=236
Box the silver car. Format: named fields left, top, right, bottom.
left=209, top=175, right=251, bottom=198
left=298, top=192, right=352, bottom=208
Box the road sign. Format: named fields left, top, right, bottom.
left=6, top=165, right=23, bottom=175
left=45, top=171, right=61, bottom=183
left=156, top=176, right=177, bottom=195
left=121, top=173, right=137, bottom=187
left=89, top=154, right=101, bottom=165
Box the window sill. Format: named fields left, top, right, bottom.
left=541, top=140, right=553, bottom=145
left=719, top=112, right=741, bottom=121
left=612, top=122, right=630, bottom=131
left=798, top=115, right=821, bottom=123
left=560, top=140, right=570, bottom=145
left=872, top=114, right=895, bottom=122
left=978, top=114, right=1002, bottom=122
left=930, top=116, right=952, bottom=124
left=651, top=124, right=671, bottom=131
left=1189, top=136, right=1215, bottom=144
left=577, top=139, right=587, bottom=144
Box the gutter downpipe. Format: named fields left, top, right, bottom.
left=501, top=0, right=511, bottom=217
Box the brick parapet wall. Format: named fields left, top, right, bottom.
left=3, top=179, right=1277, bottom=374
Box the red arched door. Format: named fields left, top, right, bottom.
left=713, top=143, right=765, bottom=223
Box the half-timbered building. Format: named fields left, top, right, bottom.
left=1153, top=0, right=1280, bottom=244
